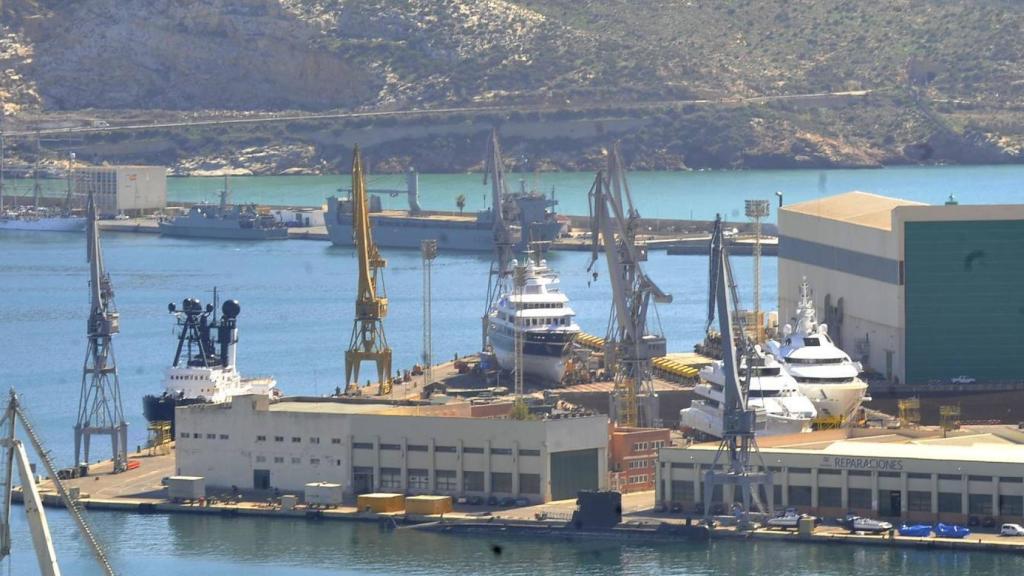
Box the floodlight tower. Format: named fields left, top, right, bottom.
left=745, top=199, right=770, bottom=343
left=421, top=239, right=438, bottom=385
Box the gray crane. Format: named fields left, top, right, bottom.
left=587, top=145, right=671, bottom=428
left=703, top=215, right=774, bottom=525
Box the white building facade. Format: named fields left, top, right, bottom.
left=74, top=165, right=167, bottom=216
left=175, top=396, right=609, bottom=503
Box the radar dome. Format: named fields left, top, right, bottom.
left=222, top=299, right=241, bottom=318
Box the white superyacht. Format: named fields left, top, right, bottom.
left=680, top=348, right=817, bottom=438
left=486, top=257, right=580, bottom=384
left=767, top=279, right=869, bottom=422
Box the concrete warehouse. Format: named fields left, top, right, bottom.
left=778, top=191, right=1024, bottom=387
left=657, top=427, right=1024, bottom=525
left=74, top=165, right=167, bottom=216
left=175, top=395, right=609, bottom=503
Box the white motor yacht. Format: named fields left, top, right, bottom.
left=487, top=257, right=580, bottom=384
left=767, top=279, right=870, bottom=422
left=680, top=348, right=817, bottom=438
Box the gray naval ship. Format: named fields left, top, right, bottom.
left=159, top=181, right=288, bottom=240
left=325, top=169, right=564, bottom=251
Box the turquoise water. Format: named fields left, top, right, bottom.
left=1, top=164, right=1022, bottom=574
left=6, top=164, right=1024, bottom=221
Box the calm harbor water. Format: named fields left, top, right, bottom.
left=1, top=164, right=1022, bottom=574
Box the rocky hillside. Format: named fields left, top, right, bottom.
left=1, top=0, right=1022, bottom=172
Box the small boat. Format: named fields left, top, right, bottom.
left=935, top=523, right=971, bottom=539
left=839, top=514, right=892, bottom=534
left=765, top=508, right=814, bottom=530
left=898, top=523, right=932, bottom=537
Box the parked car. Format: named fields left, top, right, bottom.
left=1001, top=523, right=1024, bottom=536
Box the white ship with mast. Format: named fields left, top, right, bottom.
left=0, top=153, right=85, bottom=232
left=486, top=255, right=580, bottom=384
left=680, top=349, right=818, bottom=438
left=767, top=279, right=869, bottom=422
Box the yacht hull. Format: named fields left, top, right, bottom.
left=490, top=329, right=574, bottom=384
left=797, top=379, right=869, bottom=421
left=0, top=217, right=86, bottom=232
left=680, top=403, right=811, bottom=439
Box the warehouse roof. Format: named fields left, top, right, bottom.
left=782, top=191, right=925, bottom=231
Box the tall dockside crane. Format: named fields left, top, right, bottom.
left=703, top=216, right=773, bottom=524
left=344, top=146, right=392, bottom=394
left=587, top=145, right=672, bottom=428
left=74, top=188, right=127, bottom=471
left=2, top=390, right=116, bottom=576
left=481, top=129, right=519, bottom=351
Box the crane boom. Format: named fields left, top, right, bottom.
left=344, top=146, right=392, bottom=392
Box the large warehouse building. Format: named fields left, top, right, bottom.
left=175, top=395, right=609, bottom=503
left=657, top=427, right=1024, bottom=525
left=74, top=165, right=166, bottom=216
left=778, top=191, right=1024, bottom=388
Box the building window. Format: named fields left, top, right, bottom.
left=331, top=438, right=342, bottom=445
left=464, top=471, right=484, bottom=492
left=291, top=457, right=301, bottom=464
left=519, top=473, right=541, bottom=495
left=274, top=457, right=284, bottom=464
left=380, top=468, right=401, bottom=490
left=849, top=488, right=872, bottom=510
left=788, top=486, right=812, bottom=506
left=407, top=445, right=428, bottom=452
left=518, top=449, right=540, bottom=457
left=908, top=473, right=931, bottom=480
left=408, top=469, right=429, bottom=491
left=969, top=494, right=993, bottom=515
left=1001, top=495, right=1024, bottom=517
left=380, top=443, right=401, bottom=451
left=1002, top=476, right=1024, bottom=484
left=206, top=434, right=216, bottom=440
left=255, top=456, right=266, bottom=463
left=435, top=446, right=457, bottom=453
left=463, top=447, right=484, bottom=454
left=274, top=436, right=284, bottom=443
left=938, top=492, right=962, bottom=513
left=632, top=442, right=649, bottom=452
left=938, top=474, right=961, bottom=481
left=788, top=468, right=811, bottom=474
left=310, top=458, right=320, bottom=466
left=878, top=472, right=900, bottom=478
left=353, top=442, right=373, bottom=450
left=968, top=475, right=992, bottom=482
left=629, top=475, right=649, bottom=484
left=256, top=435, right=266, bottom=442
left=309, top=437, right=320, bottom=445
left=908, top=491, right=931, bottom=512
left=671, top=463, right=694, bottom=469
left=848, top=470, right=871, bottom=477
left=219, top=434, right=229, bottom=440
left=819, top=487, right=842, bottom=508
left=436, top=470, right=457, bottom=491
left=491, top=448, right=512, bottom=456
left=492, top=472, right=513, bottom=493
left=180, top=432, right=190, bottom=439
left=671, top=481, right=695, bottom=502
left=291, top=437, right=301, bottom=443
left=818, top=469, right=841, bottom=476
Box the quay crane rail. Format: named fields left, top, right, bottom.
left=702, top=216, right=774, bottom=524
left=0, top=390, right=116, bottom=576
left=344, top=146, right=392, bottom=394
left=587, top=145, right=671, bottom=428
left=74, top=187, right=127, bottom=472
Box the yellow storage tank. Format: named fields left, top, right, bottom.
left=357, top=493, right=406, bottom=513
left=405, top=495, right=453, bottom=515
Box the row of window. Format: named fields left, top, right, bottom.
left=254, top=455, right=341, bottom=466
left=180, top=432, right=229, bottom=440
left=629, top=475, right=650, bottom=484
left=352, top=443, right=538, bottom=456
left=628, top=459, right=651, bottom=470
left=632, top=440, right=665, bottom=453
left=375, top=468, right=542, bottom=495
left=255, top=435, right=340, bottom=444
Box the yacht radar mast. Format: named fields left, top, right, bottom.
left=703, top=215, right=774, bottom=524
left=344, top=146, right=392, bottom=393
left=587, top=144, right=671, bottom=428
left=74, top=188, right=128, bottom=472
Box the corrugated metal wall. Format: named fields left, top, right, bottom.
left=550, top=449, right=599, bottom=501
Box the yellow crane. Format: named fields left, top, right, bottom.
left=344, top=146, right=392, bottom=395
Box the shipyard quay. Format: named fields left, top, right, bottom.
left=175, top=395, right=608, bottom=502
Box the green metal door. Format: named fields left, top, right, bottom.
left=550, top=449, right=599, bottom=501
